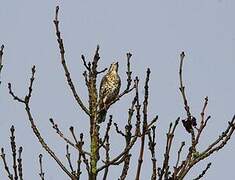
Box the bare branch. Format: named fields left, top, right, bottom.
left=113, top=123, right=125, bottom=137
left=0, top=44, right=4, bottom=65
left=119, top=91, right=138, bottom=180
left=135, top=68, right=151, bottom=180
left=0, top=44, right=4, bottom=79
left=99, top=115, right=113, bottom=149
left=97, top=68, right=107, bottom=74
left=10, top=126, right=18, bottom=180
left=175, top=141, right=185, bottom=170
left=49, top=118, right=90, bottom=156
left=178, top=52, right=197, bottom=177
left=0, top=126, right=23, bottom=180
left=91, top=45, right=100, bottom=74
left=81, top=54, right=91, bottom=71
left=102, top=134, right=110, bottom=180
left=53, top=6, right=90, bottom=116
left=179, top=52, right=192, bottom=120
left=49, top=118, right=76, bottom=148
left=8, top=66, right=76, bottom=180
left=148, top=126, right=157, bottom=180
left=8, top=83, right=25, bottom=103
left=0, top=148, right=13, bottom=180
left=195, top=97, right=210, bottom=146
left=66, top=145, right=76, bottom=175
left=69, top=127, right=90, bottom=175
left=17, top=147, right=23, bottom=180
left=118, top=154, right=131, bottom=180
left=125, top=52, right=132, bottom=91
left=193, top=162, right=211, bottom=180
left=80, top=133, right=90, bottom=175
left=38, top=154, right=45, bottom=180
left=159, top=118, right=180, bottom=180
left=134, top=77, right=141, bottom=137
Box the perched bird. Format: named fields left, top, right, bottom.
left=182, top=116, right=197, bottom=133
left=97, top=62, right=121, bottom=123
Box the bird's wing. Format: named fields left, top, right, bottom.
left=99, top=74, right=108, bottom=99
left=104, top=75, right=121, bottom=105
left=113, top=75, right=121, bottom=96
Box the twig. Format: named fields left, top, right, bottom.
left=49, top=118, right=90, bottom=156
left=66, top=144, right=76, bottom=175
left=179, top=52, right=192, bottom=120
left=159, top=118, right=180, bottom=180
left=125, top=52, right=132, bottom=90
left=118, top=154, right=131, bottom=180
left=10, top=126, right=18, bottom=180
left=77, top=133, right=86, bottom=179
left=0, top=44, right=4, bottom=64
left=135, top=68, right=151, bottom=180
left=195, top=97, right=209, bottom=146
left=148, top=126, right=157, bottom=180
left=0, top=126, right=23, bottom=180
left=81, top=54, right=91, bottom=71
left=69, top=127, right=79, bottom=144
left=119, top=92, right=138, bottom=180
left=113, top=123, right=125, bottom=137
left=193, top=162, right=211, bottom=180
left=38, top=154, right=45, bottom=180
left=49, top=118, right=76, bottom=147
left=175, top=141, right=185, bottom=170
left=97, top=141, right=135, bottom=172
left=97, top=68, right=107, bottom=74
left=102, top=135, right=110, bottom=180
left=8, top=83, right=25, bottom=103
left=91, top=45, right=100, bottom=74
left=69, top=128, right=90, bottom=175
left=134, top=77, right=141, bottom=137
left=77, top=150, right=82, bottom=180
left=0, top=148, right=13, bottom=180
left=0, top=44, right=4, bottom=79
left=99, top=115, right=113, bottom=149
left=53, top=6, right=90, bottom=116
left=146, top=116, right=158, bottom=131
left=17, top=147, right=23, bottom=180
left=172, top=141, right=185, bottom=179
left=178, top=52, right=197, bottom=178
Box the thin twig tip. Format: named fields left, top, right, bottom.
left=180, top=51, right=185, bottom=58
left=1, top=44, right=4, bottom=51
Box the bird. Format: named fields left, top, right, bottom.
left=97, top=62, right=121, bottom=123
left=182, top=116, right=197, bottom=133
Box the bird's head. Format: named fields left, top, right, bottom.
left=108, top=62, right=119, bottom=73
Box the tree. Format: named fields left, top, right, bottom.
left=1, top=6, right=235, bottom=180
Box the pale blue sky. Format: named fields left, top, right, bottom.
left=1, top=1, right=235, bottom=179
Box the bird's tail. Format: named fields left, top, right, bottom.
left=97, top=109, right=107, bottom=123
